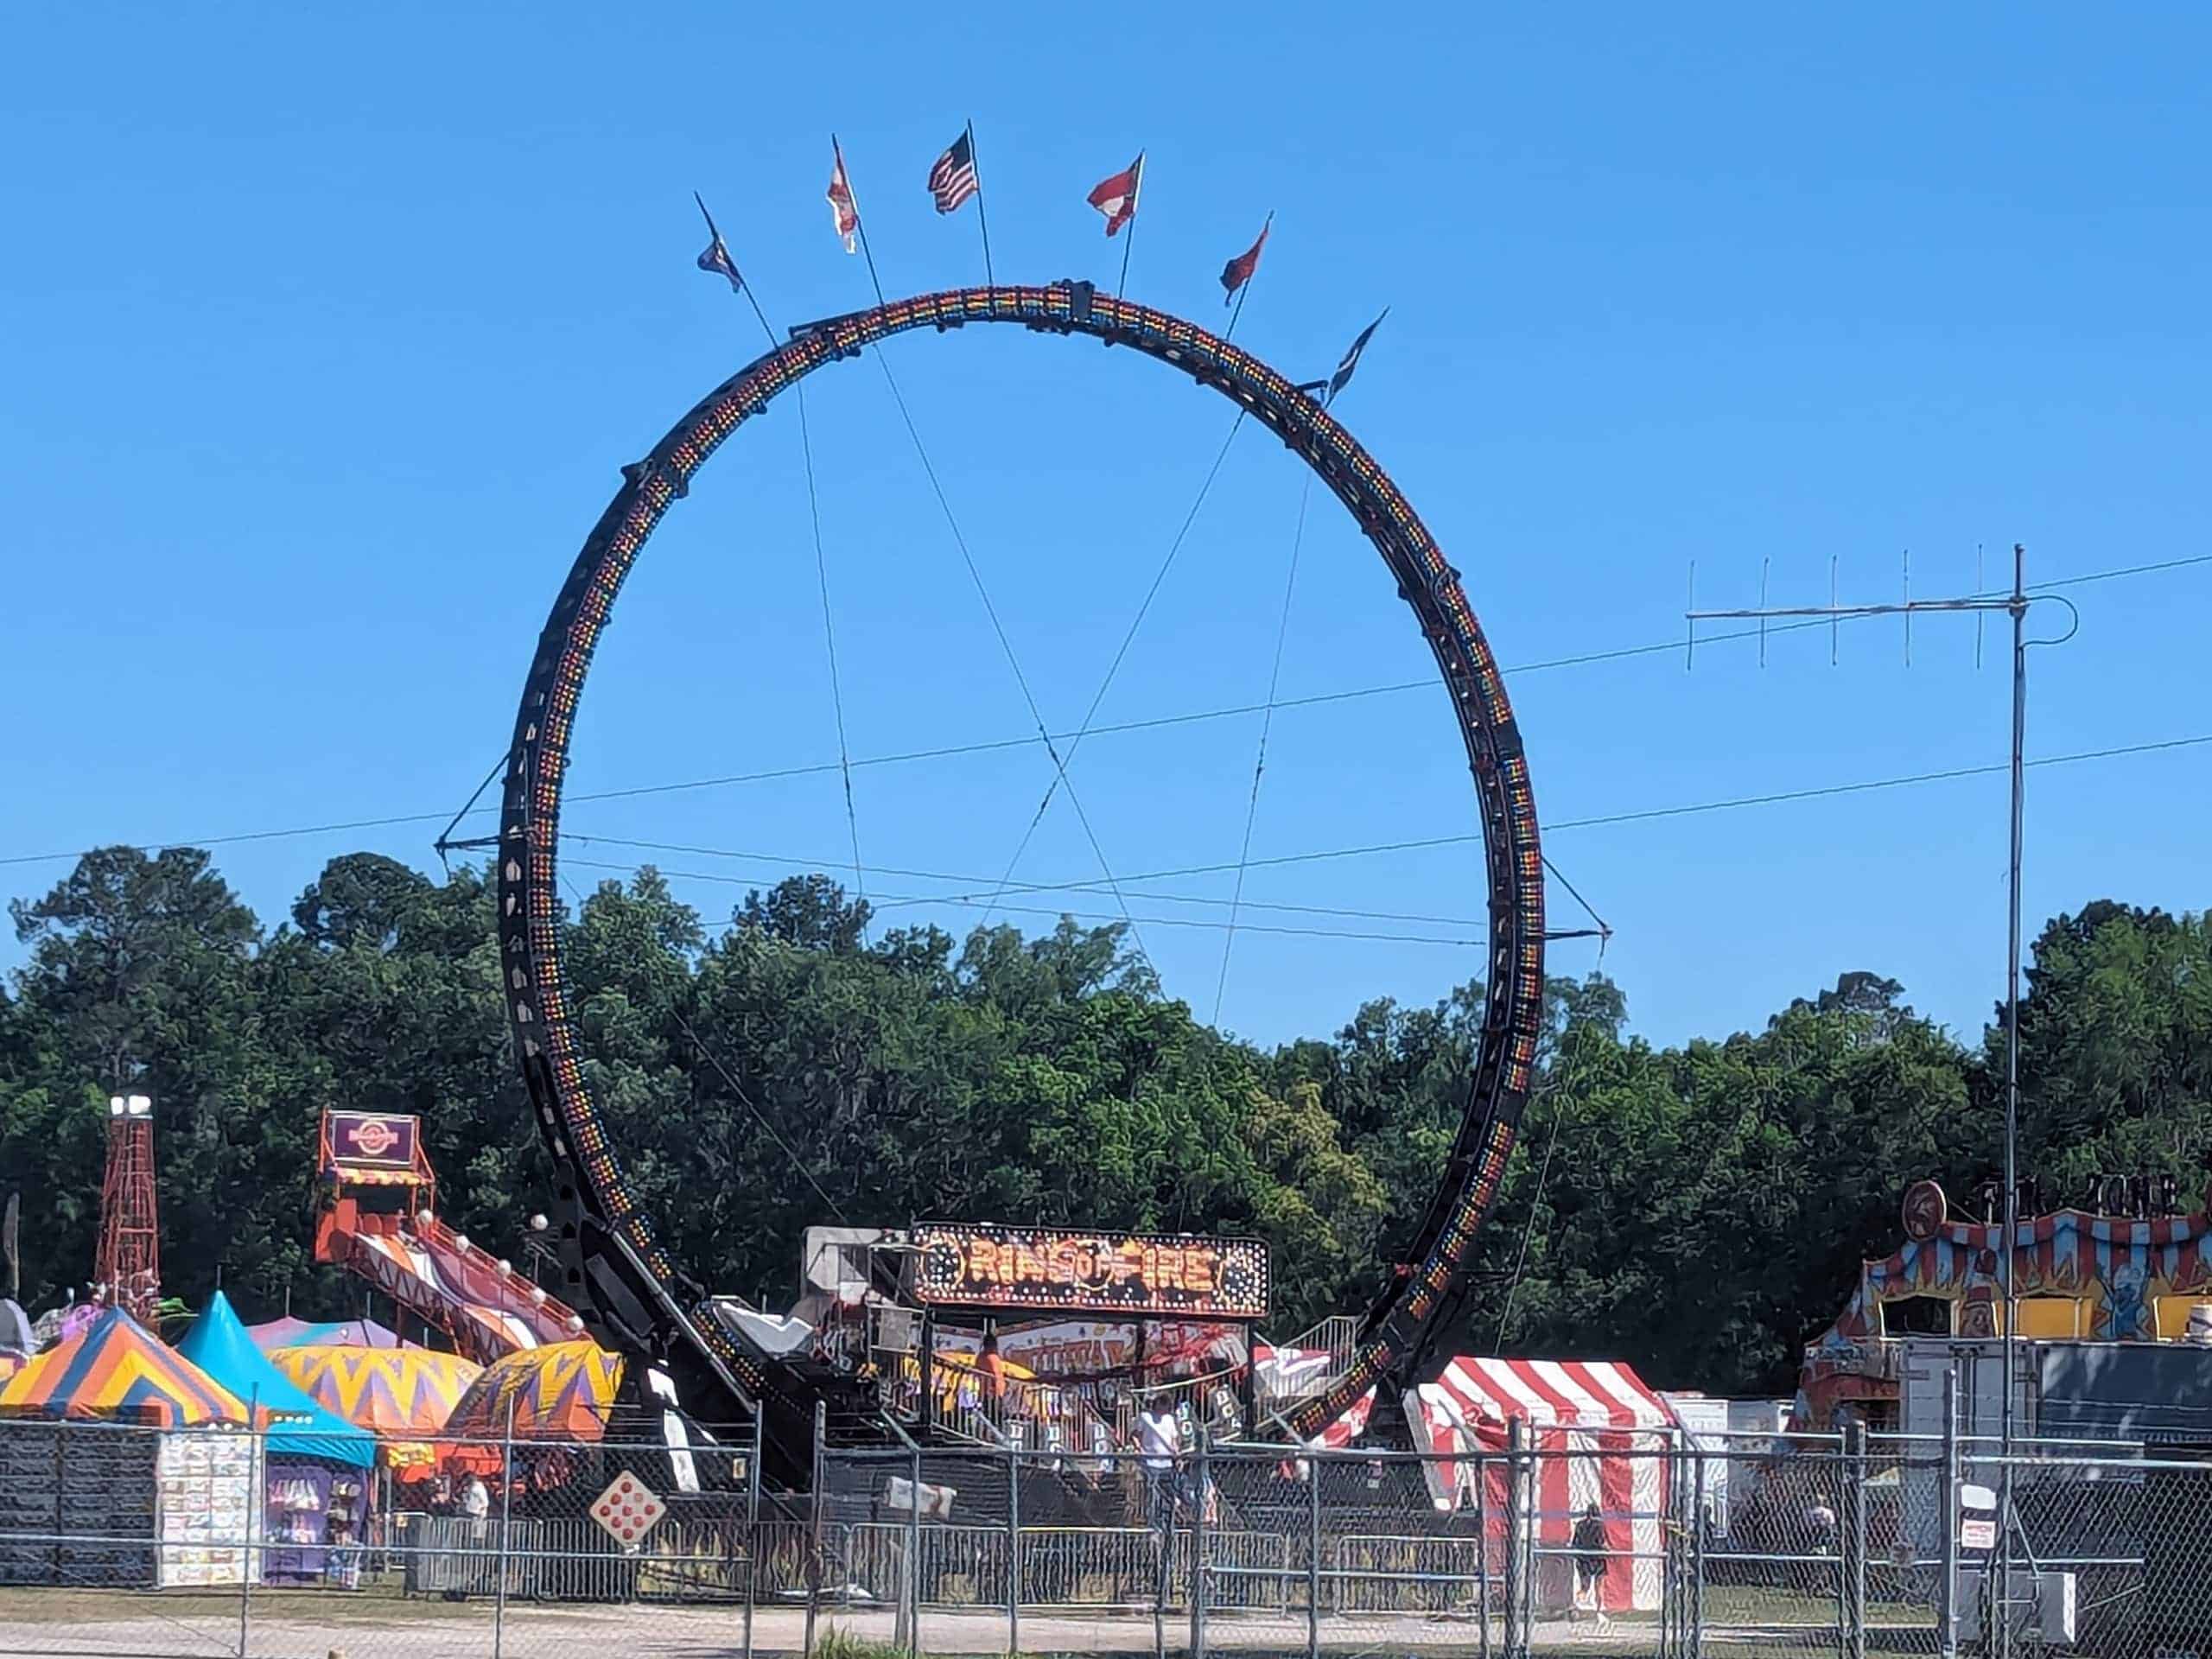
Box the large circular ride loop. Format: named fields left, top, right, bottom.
left=498, top=282, right=1544, bottom=1443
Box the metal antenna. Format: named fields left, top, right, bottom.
left=1685, top=561, right=1696, bottom=671
left=1690, top=543, right=2078, bottom=1659
left=1758, top=557, right=1770, bottom=668
left=1829, top=556, right=1840, bottom=666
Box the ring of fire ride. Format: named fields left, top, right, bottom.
left=496, top=282, right=1545, bottom=1471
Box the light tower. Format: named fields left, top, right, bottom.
left=96, top=1093, right=161, bottom=1325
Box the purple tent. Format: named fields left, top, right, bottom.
left=246, top=1316, right=407, bottom=1352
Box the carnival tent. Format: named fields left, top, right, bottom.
left=246, top=1316, right=404, bottom=1352
left=0, top=1307, right=259, bottom=1427
left=1407, top=1357, right=1678, bottom=1614
left=177, top=1294, right=373, bottom=1468
left=442, top=1340, right=624, bottom=1444
left=267, top=1344, right=479, bottom=1437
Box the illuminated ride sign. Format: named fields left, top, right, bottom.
left=912, top=1224, right=1269, bottom=1320
left=328, top=1111, right=420, bottom=1168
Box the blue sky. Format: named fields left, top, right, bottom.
left=3, top=4, right=2206, bottom=1051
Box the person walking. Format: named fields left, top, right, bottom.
left=1571, top=1503, right=1611, bottom=1629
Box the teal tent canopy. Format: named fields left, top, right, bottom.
left=177, top=1292, right=375, bottom=1467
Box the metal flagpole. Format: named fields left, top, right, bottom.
left=1223, top=211, right=1270, bottom=344
left=1116, top=154, right=1144, bottom=299
left=967, top=119, right=995, bottom=287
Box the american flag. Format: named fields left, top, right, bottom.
left=928, top=129, right=979, bottom=215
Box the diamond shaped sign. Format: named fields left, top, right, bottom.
left=588, top=1471, right=666, bottom=1553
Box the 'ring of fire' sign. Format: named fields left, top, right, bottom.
left=912, top=1224, right=1269, bottom=1319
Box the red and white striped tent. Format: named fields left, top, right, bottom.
left=1407, top=1357, right=1678, bottom=1613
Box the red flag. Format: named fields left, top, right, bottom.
left=1219, top=215, right=1271, bottom=304
left=1087, top=153, right=1143, bottom=238
left=826, top=138, right=861, bottom=253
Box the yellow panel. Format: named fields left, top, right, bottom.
left=2013, top=1298, right=2087, bottom=1338
left=2154, top=1295, right=2212, bottom=1340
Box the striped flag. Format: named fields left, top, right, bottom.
left=691, top=194, right=744, bottom=293
left=1087, top=153, right=1143, bottom=238
left=826, top=138, right=861, bottom=253
left=928, top=129, right=979, bottom=214
left=1219, top=215, right=1271, bottom=304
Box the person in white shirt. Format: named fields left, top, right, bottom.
left=1135, top=1402, right=1181, bottom=1529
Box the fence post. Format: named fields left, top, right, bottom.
left=1006, top=1437, right=1021, bottom=1656
left=906, top=1440, right=924, bottom=1658
left=1188, top=1430, right=1211, bottom=1659
left=1849, top=1423, right=1867, bottom=1659
left=1152, top=1451, right=1168, bottom=1659
left=1476, top=1449, right=1492, bottom=1659
left=491, top=1389, right=517, bottom=1659
left=238, top=1386, right=259, bottom=1659
left=744, top=1408, right=762, bottom=1659
left=1690, top=1445, right=1706, bottom=1659
left=1503, top=1418, right=1526, bottom=1659
left=1306, top=1451, right=1322, bottom=1659
left=804, top=1400, right=826, bottom=1658
left=1940, top=1370, right=1959, bottom=1659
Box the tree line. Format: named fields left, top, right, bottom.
left=3, top=845, right=2207, bottom=1398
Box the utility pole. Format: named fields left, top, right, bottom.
left=1691, top=545, right=2075, bottom=1659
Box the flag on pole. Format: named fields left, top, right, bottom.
left=927, top=128, right=980, bottom=214
left=1219, top=215, right=1271, bottom=305
left=692, top=194, right=744, bottom=293
left=1326, top=308, right=1389, bottom=405
left=1087, top=153, right=1143, bottom=238
left=826, top=138, right=861, bottom=253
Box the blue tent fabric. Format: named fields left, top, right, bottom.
left=177, top=1293, right=375, bottom=1467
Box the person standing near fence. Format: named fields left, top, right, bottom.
left=461, top=1471, right=493, bottom=1596
left=1136, top=1398, right=1181, bottom=1531
left=1571, top=1503, right=1611, bottom=1630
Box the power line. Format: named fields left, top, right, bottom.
left=566, top=858, right=1481, bottom=949
left=565, top=836, right=1487, bottom=929
left=2, top=551, right=2203, bottom=874
left=573, top=727, right=2212, bottom=906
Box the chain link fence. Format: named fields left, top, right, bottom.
left=8, top=1413, right=2212, bottom=1656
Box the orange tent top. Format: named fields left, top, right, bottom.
left=443, top=1340, right=624, bottom=1444
left=267, top=1344, right=480, bottom=1435
left=0, top=1307, right=265, bottom=1427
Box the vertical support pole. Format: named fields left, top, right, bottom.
left=1189, top=1431, right=1211, bottom=1659
left=743, top=1408, right=763, bottom=1659
left=1007, top=1436, right=1021, bottom=1656
left=493, top=1388, right=516, bottom=1659
left=805, top=1400, right=827, bottom=1658
left=1504, top=1419, right=1527, bottom=1659
left=1849, top=1423, right=1867, bottom=1659
left=1998, top=540, right=2027, bottom=1659
left=1306, top=1452, right=1323, bottom=1659
left=1476, top=1450, right=1492, bottom=1659
left=907, top=1440, right=925, bottom=1658
left=1153, top=1451, right=1168, bottom=1659
left=1691, top=1444, right=1707, bottom=1659
left=1941, top=1370, right=1960, bottom=1659
left=238, top=1385, right=259, bottom=1659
